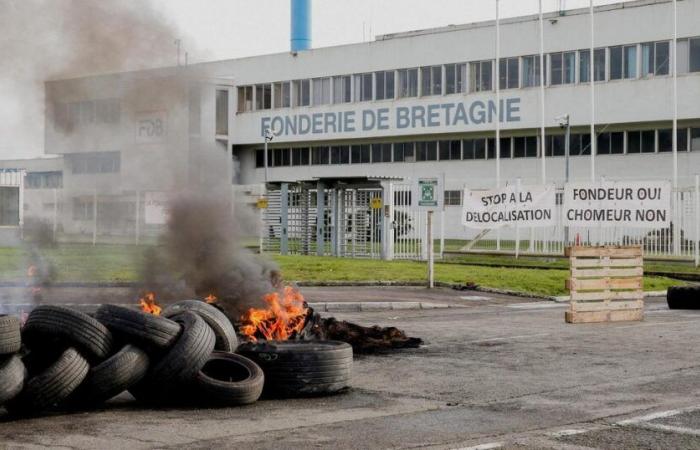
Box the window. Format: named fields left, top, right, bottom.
left=255, top=149, right=264, bottom=168
left=350, top=145, right=371, bottom=164
left=332, top=76, right=351, bottom=104
left=254, top=84, right=271, bottom=110
left=522, top=55, right=542, bottom=87
left=394, top=191, right=412, bottom=206
left=690, top=37, right=700, bottom=72
left=547, top=135, right=565, bottom=157
left=445, top=63, right=467, bottom=94
left=658, top=129, right=673, bottom=153
left=444, top=190, right=462, bottom=206
left=216, top=90, right=229, bottom=135
left=550, top=52, right=575, bottom=85
left=470, top=61, right=492, bottom=92
left=421, top=66, right=442, bottom=96
left=691, top=128, right=700, bottom=151
left=439, top=141, right=461, bottom=160
left=25, top=172, right=62, bottom=189
left=311, top=147, right=329, bottom=165
left=398, top=68, right=418, bottom=98
left=393, top=142, right=414, bottom=162
left=371, top=144, right=392, bottom=163
left=273, top=148, right=290, bottom=167
left=353, top=73, right=373, bottom=102
left=499, top=57, right=519, bottom=89
left=579, top=49, right=606, bottom=82
left=416, top=141, right=438, bottom=161
left=627, top=130, right=656, bottom=153
left=463, top=139, right=486, bottom=159
left=513, top=136, right=538, bottom=158
left=72, top=197, right=94, bottom=221
left=293, top=79, right=310, bottom=107
left=596, top=132, right=624, bottom=155
left=625, top=45, right=637, bottom=79
left=641, top=42, right=670, bottom=76
left=273, top=82, right=291, bottom=108
left=499, top=137, right=511, bottom=158
left=312, top=77, right=331, bottom=106
left=330, top=146, right=350, bottom=164
left=375, top=71, right=395, bottom=100
left=237, top=86, right=253, bottom=112
left=678, top=128, right=688, bottom=152
left=70, top=152, right=120, bottom=174
left=571, top=133, right=592, bottom=156
left=0, top=187, right=19, bottom=226
left=610, top=46, right=635, bottom=80
left=291, top=148, right=309, bottom=166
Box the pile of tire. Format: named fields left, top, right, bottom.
left=0, top=300, right=264, bottom=416
left=667, top=285, right=700, bottom=309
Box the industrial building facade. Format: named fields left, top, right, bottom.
left=2, top=0, right=700, bottom=247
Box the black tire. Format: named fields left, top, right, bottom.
left=6, top=348, right=89, bottom=415
left=0, top=355, right=26, bottom=405
left=22, top=306, right=114, bottom=362
left=69, top=345, right=149, bottom=406
left=237, top=341, right=352, bottom=397
left=0, top=315, right=21, bottom=355
left=130, top=312, right=215, bottom=402
left=191, top=352, right=264, bottom=406
left=162, top=300, right=238, bottom=352
left=96, top=304, right=182, bottom=353
left=667, top=286, right=700, bottom=309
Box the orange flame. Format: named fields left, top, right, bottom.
left=138, top=292, right=162, bottom=315
left=239, top=286, right=308, bottom=342
left=205, top=294, right=217, bottom=304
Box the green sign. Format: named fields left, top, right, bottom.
left=418, top=178, right=439, bottom=208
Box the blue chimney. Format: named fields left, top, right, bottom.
left=291, top=0, right=311, bottom=52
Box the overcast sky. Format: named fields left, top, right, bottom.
left=2, top=0, right=622, bottom=159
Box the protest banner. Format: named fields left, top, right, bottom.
left=462, top=184, right=556, bottom=229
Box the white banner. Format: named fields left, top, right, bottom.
left=144, top=192, right=169, bottom=225
left=462, top=184, right=556, bottom=229
left=563, top=181, right=671, bottom=227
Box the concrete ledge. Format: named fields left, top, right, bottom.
left=308, top=301, right=461, bottom=312
left=552, top=290, right=668, bottom=303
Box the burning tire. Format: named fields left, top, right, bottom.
left=237, top=341, right=352, bottom=397
left=68, top=345, right=149, bottom=406
left=667, top=286, right=700, bottom=309
left=95, top=304, right=182, bottom=353
left=22, top=306, right=114, bottom=362
left=6, top=348, right=89, bottom=415
left=130, top=312, right=215, bottom=402
left=162, top=300, right=238, bottom=352
left=190, top=352, right=264, bottom=406
left=0, top=315, right=21, bottom=355
left=0, top=355, right=26, bottom=406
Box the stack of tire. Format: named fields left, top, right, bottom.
left=667, top=285, right=700, bottom=309
left=0, top=300, right=264, bottom=416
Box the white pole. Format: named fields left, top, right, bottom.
left=495, top=0, right=501, bottom=188
left=672, top=0, right=678, bottom=188
left=52, top=188, right=58, bottom=242
left=515, top=178, right=521, bottom=259
left=92, top=189, right=97, bottom=246
left=427, top=210, right=434, bottom=288
left=695, top=174, right=699, bottom=267
left=539, top=0, right=546, bottom=184
left=135, top=190, right=141, bottom=245
left=589, top=0, right=596, bottom=182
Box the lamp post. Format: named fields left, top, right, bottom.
left=557, top=114, right=571, bottom=246
left=263, top=127, right=274, bottom=184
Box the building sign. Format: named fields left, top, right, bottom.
left=144, top=192, right=169, bottom=225
left=462, top=185, right=556, bottom=229
left=136, top=111, right=167, bottom=144
left=563, top=181, right=671, bottom=227
left=256, top=197, right=269, bottom=209
left=415, top=178, right=441, bottom=210
left=260, top=98, right=522, bottom=138
left=370, top=197, right=382, bottom=210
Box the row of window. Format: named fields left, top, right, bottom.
left=53, top=99, right=121, bottom=131
left=67, top=152, right=121, bottom=174
left=238, top=37, right=700, bottom=112
left=254, top=127, right=700, bottom=168
left=25, top=172, right=63, bottom=189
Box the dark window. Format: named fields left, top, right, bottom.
left=330, top=146, right=350, bottom=164
left=474, top=139, right=487, bottom=159
left=462, top=140, right=475, bottom=159
left=394, top=142, right=414, bottom=162
left=445, top=63, right=467, bottom=94
left=679, top=128, right=688, bottom=152
left=312, top=147, right=329, bottom=165
left=444, top=190, right=462, bottom=206
left=70, top=152, right=120, bottom=174
left=499, top=137, right=511, bottom=158
left=394, top=191, right=412, bottom=206
left=375, top=71, right=395, bottom=100
left=499, top=57, right=519, bottom=89
left=0, top=187, right=20, bottom=226
left=439, top=141, right=461, bottom=160
left=691, top=128, right=700, bottom=151
left=689, top=38, right=700, bottom=72
left=609, top=46, right=623, bottom=80
left=25, top=172, right=63, bottom=189
left=628, top=130, right=656, bottom=153
left=487, top=138, right=496, bottom=159
left=658, top=129, right=673, bottom=153
left=292, top=148, right=310, bottom=166
left=547, top=135, right=565, bottom=157
left=416, top=142, right=437, bottom=161
left=371, top=144, right=392, bottom=163
left=571, top=134, right=592, bottom=156
left=255, top=149, right=264, bottom=168
left=216, top=90, right=229, bottom=135
left=350, top=145, right=371, bottom=164
left=513, top=136, right=538, bottom=158
left=273, top=148, right=290, bottom=167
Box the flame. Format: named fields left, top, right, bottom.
left=205, top=294, right=217, bottom=304
left=240, top=286, right=308, bottom=342
left=27, top=265, right=37, bottom=277
left=138, top=292, right=162, bottom=315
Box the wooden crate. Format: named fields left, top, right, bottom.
left=564, top=245, right=644, bottom=324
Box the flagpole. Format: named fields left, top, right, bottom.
left=590, top=0, right=596, bottom=182
left=672, top=0, right=678, bottom=188
left=495, top=0, right=501, bottom=188
left=539, top=0, right=546, bottom=184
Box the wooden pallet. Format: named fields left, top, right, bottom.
left=564, top=245, right=644, bottom=324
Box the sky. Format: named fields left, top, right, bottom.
left=1, top=0, right=622, bottom=159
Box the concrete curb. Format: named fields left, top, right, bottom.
left=551, top=290, right=668, bottom=303
left=308, top=301, right=459, bottom=312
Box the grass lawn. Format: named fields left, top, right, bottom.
left=0, top=245, right=684, bottom=297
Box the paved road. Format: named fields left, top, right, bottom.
left=1, top=288, right=699, bottom=449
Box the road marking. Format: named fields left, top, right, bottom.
left=617, top=405, right=700, bottom=425
left=631, top=422, right=700, bottom=436
left=548, top=428, right=592, bottom=437
left=454, top=442, right=504, bottom=450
